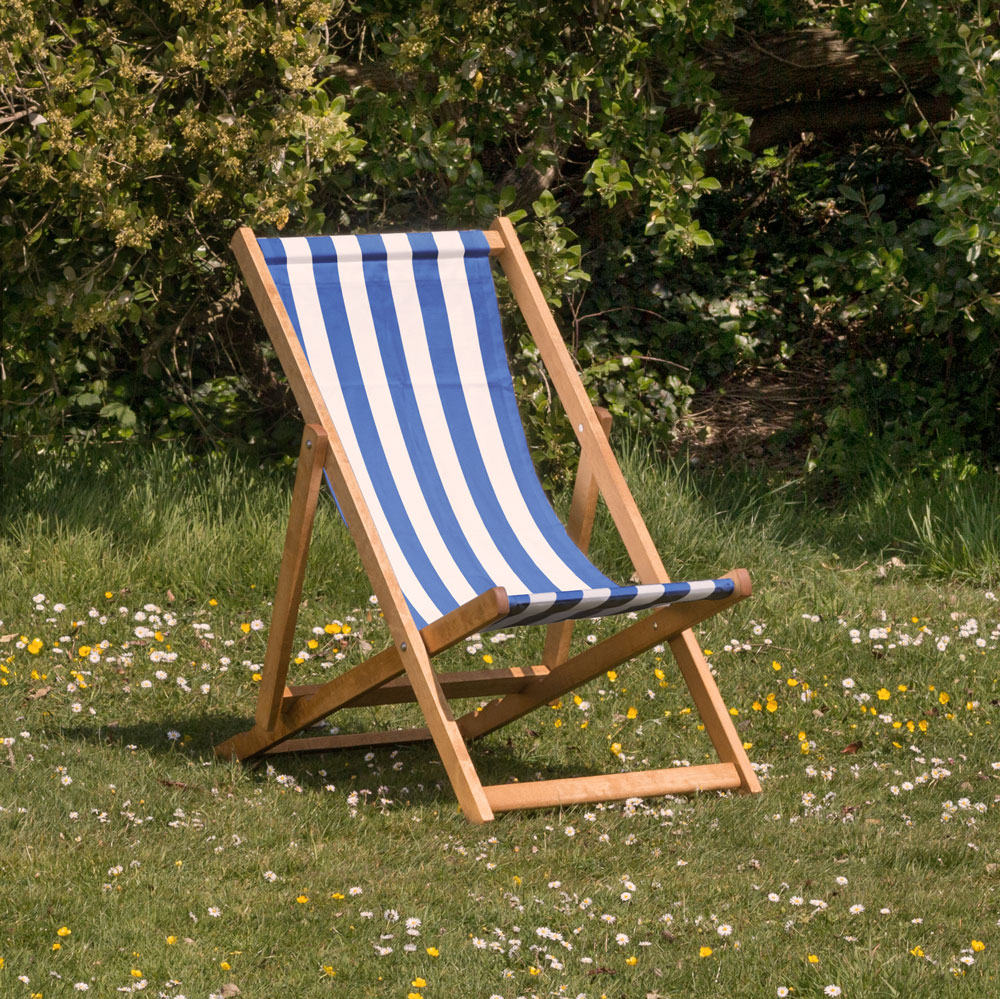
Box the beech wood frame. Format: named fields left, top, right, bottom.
left=215, top=217, right=761, bottom=822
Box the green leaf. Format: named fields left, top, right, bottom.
left=100, top=402, right=137, bottom=428
left=933, top=225, right=965, bottom=246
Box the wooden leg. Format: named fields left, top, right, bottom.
left=668, top=629, right=761, bottom=793
left=543, top=405, right=613, bottom=668
left=254, top=424, right=329, bottom=732
left=398, top=641, right=496, bottom=823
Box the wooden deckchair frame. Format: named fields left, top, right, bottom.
left=215, top=217, right=760, bottom=822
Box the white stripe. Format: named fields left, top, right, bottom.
left=433, top=231, right=590, bottom=590
left=516, top=592, right=558, bottom=617
left=673, top=579, right=717, bottom=602
left=381, top=234, right=532, bottom=593
left=330, top=235, right=478, bottom=609
left=279, top=236, right=444, bottom=625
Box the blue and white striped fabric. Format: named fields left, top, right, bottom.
left=258, top=229, right=735, bottom=630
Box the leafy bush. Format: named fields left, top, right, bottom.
left=2, top=1, right=998, bottom=481
left=2, top=0, right=361, bottom=446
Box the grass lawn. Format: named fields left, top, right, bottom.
left=1, top=444, right=997, bottom=998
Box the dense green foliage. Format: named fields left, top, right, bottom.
left=2, top=1, right=998, bottom=476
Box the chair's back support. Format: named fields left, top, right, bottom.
left=259, top=230, right=617, bottom=628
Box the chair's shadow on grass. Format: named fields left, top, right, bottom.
left=63, top=710, right=610, bottom=806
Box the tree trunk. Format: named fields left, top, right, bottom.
left=702, top=29, right=938, bottom=109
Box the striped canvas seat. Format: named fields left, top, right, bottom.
left=257, top=230, right=735, bottom=631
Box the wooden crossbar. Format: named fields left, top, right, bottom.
left=484, top=762, right=741, bottom=812
left=287, top=665, right=550, bottom=707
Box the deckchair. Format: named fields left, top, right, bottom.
left=216, top=217, right=760, bottom=822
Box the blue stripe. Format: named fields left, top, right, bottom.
left=308, top=236, right=454, bottom=628
left=408, top=233, right=557, bottom=594
left=258, top=238, right=302, bottom=349
left=457, top=231, right=614, bottom=588
left=361, top=235, right=495, bottom=600
left=259, top=237, right=349, bottom=526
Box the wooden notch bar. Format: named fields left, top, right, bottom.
left=460, top=569, right=751, bottom=741
left=216, top=644, right=406, bottom=760
left=485, top=762, right=741, bottom=812
left=263, top=727, right=432, bottom=755
left=216, top=587, right=510, bottom=762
